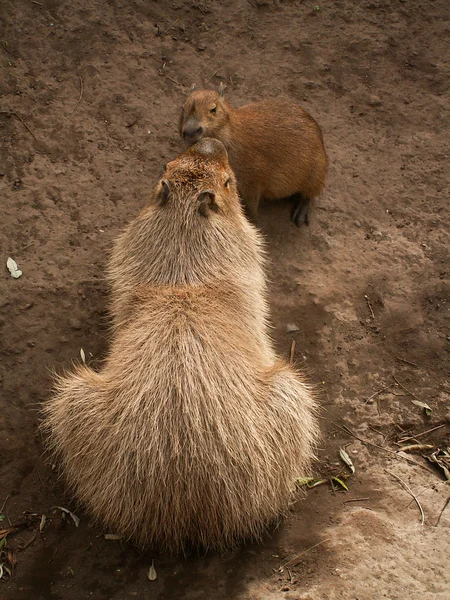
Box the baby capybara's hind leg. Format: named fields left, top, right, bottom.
left=265, top=365, right=319, bottom=478
left=291, top=193, right=312, bottom=227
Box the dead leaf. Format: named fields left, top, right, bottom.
left=147, top=560, right=157, bottom=581
left=39, top=515, right=47, bottom=532
left=7, top=548, right=17, bottom=568
left=411, top=399, right=432, bottom=416
left=80, top=348, right=86, bottom=363
left=426, top=449, right=450, bottom=481
left=332, top=477, right=349, bottom=491
left=6, top=257, right=22, bottom=278
left=104, top=533, right=124, bottom=540
left=339, top=448, right=355, bottom=474
left=53, top=506, right=80, bottom=527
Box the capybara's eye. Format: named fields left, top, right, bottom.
left=210, top=106, right=217, bottom=114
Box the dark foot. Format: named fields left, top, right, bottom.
left=291, top=194, right=311, bottom=227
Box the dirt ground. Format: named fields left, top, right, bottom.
left=1, top=0, right=449, bottom=598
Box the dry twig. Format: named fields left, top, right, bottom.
left=396, top=356, right=419, bottom=367
left=0, top=496, right=9, bottom=514
left=157, top=17, right=180, bottom=37
left=279, top=538, right=330, bottom=570
left=166, top=76, right=182, bottom=86
left=289, top=339, right=296, bottom=365
left=1, top=42, right=15, bottom=56
left=70, top=75, right=84, bottom=113
left=364, top=383, right=393, bottom=404
left=397, top=424, right=446, bottom=444
left=434, top=496, right=450, bottom=527
left=393, top=376, right=423, bottom=403
left=364, top=294, right=375, bottom=319
left=384, top=469, right=425, bottom=524
left=343, top=497, right=370, bottom=503
left=1, top=108, right=37, bottom=139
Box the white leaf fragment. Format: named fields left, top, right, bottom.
left=104, top=533, right=124, bottom=540
left=147, top=561, right=157, bottom=581
left=339, top=448, right=356, bottom=474
left=7, top=257, right=22, bottom=278
left=53, top=506, right=80, bottom=527
left=80, top=348, right=86, bottom=363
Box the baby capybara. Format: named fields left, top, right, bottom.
left=43, top=138, right=319, bottom=554
left=180, top=84, right=327, bottom=226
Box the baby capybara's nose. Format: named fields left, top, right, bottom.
left=182, top=125, right=203, bottom=142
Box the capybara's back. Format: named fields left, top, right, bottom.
left=180, top=87, right=327, bottom=226
left=43, top=138, right=319, bottom=553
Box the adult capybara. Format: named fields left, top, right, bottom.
left=43, top=138, right=319, bottom=554
left=180, top=84, right=327, bottom=226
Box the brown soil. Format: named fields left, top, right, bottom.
left=1, top=1, right=449, bottom=599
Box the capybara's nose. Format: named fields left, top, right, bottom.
left=183, top=126, right=203, bottom=142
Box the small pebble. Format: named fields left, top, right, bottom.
left=367, top=95, right=382, bottom=107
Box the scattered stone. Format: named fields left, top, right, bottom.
left=367, top=95, right=382, bottom=107
left=286, top=323, right=300, bottom=333
left=69, top=317, right=82, bottom=330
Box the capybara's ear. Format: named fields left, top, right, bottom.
left=190, top=83, right=196, bottom=92
left=197, top=190, right=219, bottom=217
left=218, top=82, right=224, bottom=97
left=155, top=179, right=171, bottom=206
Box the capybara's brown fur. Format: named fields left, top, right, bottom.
left=43, top=138, right=319, bottom=554
left=180, top=86, right=327, bottom=226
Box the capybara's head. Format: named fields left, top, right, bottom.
left=154, top=138, right=240, bottom=222
left=180, top=84, right=229, bottom=147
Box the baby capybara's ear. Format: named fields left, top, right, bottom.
left=154, top=179, right=171, bottom=206
left=197, top=190, right=219, bottom=217
left=218, top=81, right=225, bottom=97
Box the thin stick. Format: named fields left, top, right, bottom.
left=396, top=356, right=419, bottom=367
left=333, top=422, right=430, bottom=471
left=166, top=76, right=181, bottom=86
left=393, top=376, right=423, bottom=402
left=18, top=529, right=38, bottom=551
left=208, top=67, right=224, bottom=82
left=343, top=497, right=370, bottom=503
left=1, top=42, right=15, bottom=56
left=398, top=424, right=445, bottom=444
left=364, top=294, right=375, bottom=319
left=384, top=469, right=424, bottom=524
left=32, top=1, right=43, bottom=5
left=157, top=17, right=179, bottom=37
left=47, top=547, right=58, bottom=564
left=70, top=75, right=84, bottom=113
left=434, top=496, right=450, bottom=527
left=0, top=495, right=9, bottom=514
left=279, top=538, right=330, bottom=570
left=1, top=109, right=37, bottom=139
left=289, top=339, right=296, bottom=365
left=364, top=383, right=393, bottom=404
left=402, top=487, right=427, bottom=510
